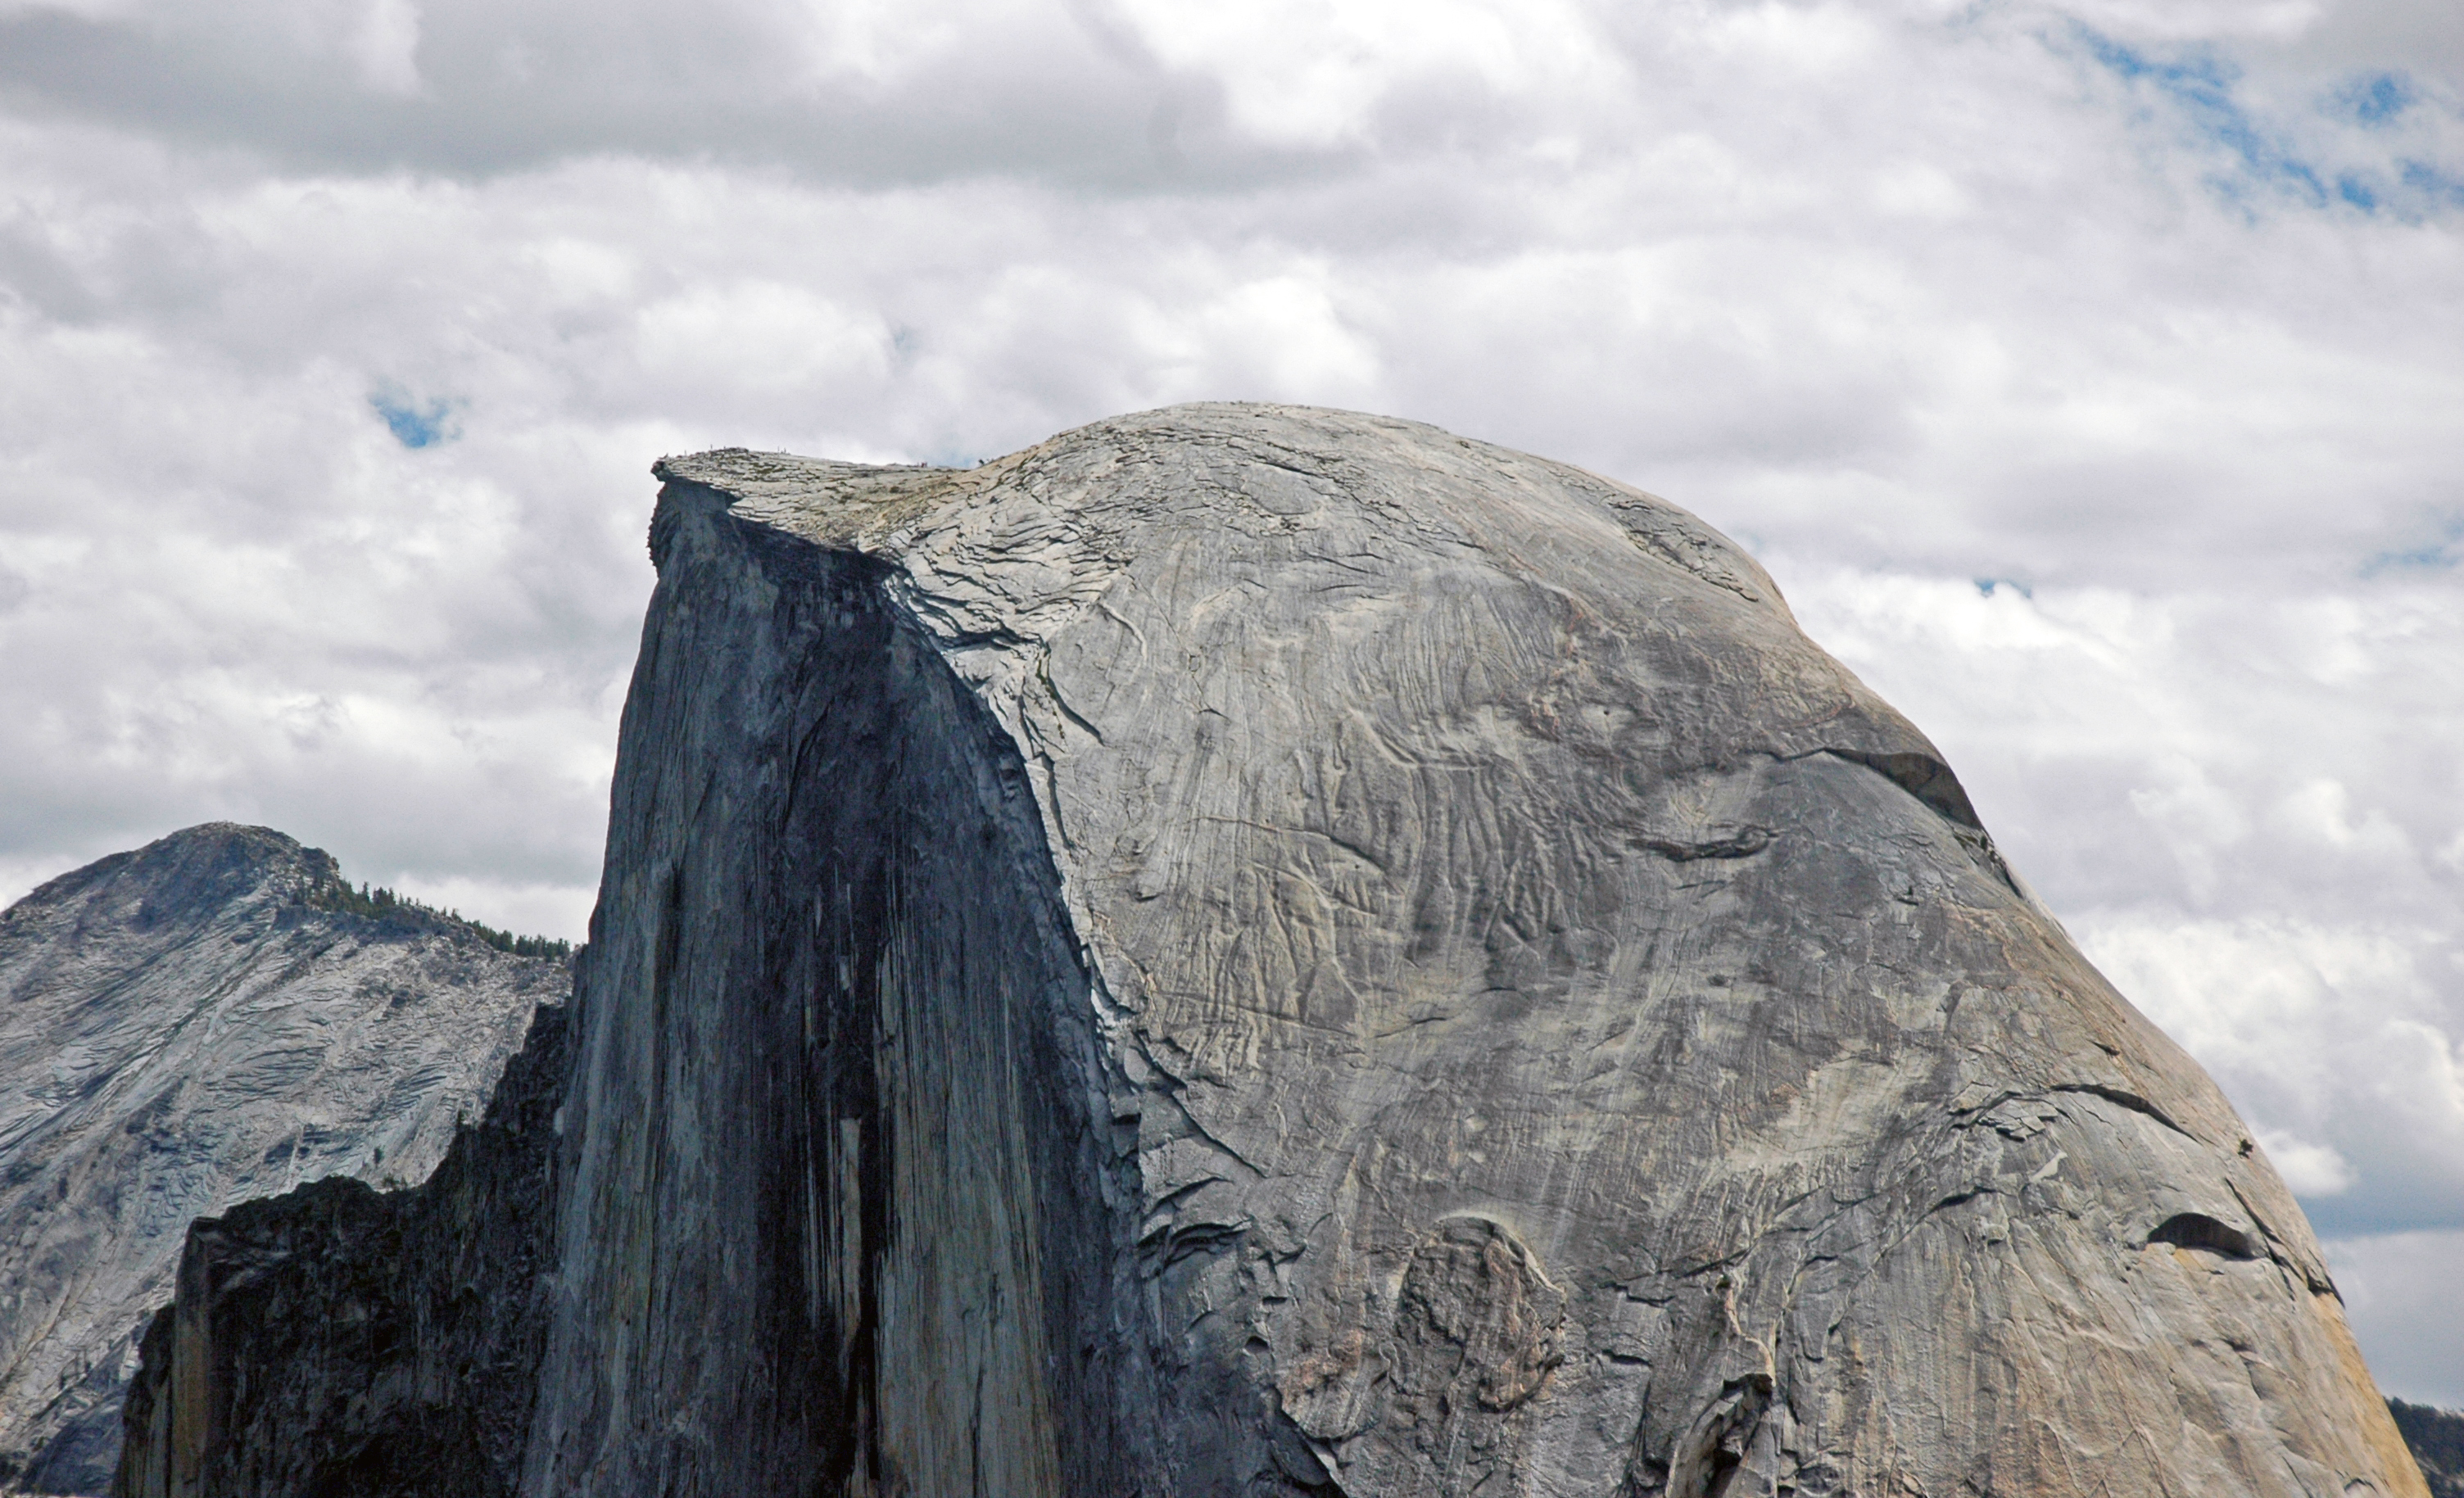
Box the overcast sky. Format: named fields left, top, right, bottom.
left=1, top=0, right=2458, bottom=1406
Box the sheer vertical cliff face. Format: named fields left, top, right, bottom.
left=519, top=474, right=1147, bottom=1496
left=115, top=402, right=2427, bottom=1498
left=0, top=825, right=558, bottom=1495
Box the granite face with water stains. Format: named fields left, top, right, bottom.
left=0, top=825, right=559, bottom=1494
left=118, top=405, right=2430, bottom=1497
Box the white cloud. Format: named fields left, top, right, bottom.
left=2273, top=776, right=2412, bottom=858
left=2257, top=1129, right=2355, bottom=1195
left=346, top=0, right=424, bottom=97
left=1137, top=269, right=1382, bottom=403
left=0, top=0, right=137, bottom=16
left=2326, top=1228, right=2464, bottom=1406
left=1108, top=0, right=1618, bottom=149
left=2057, top=0, right=2328, bottom=44
left=632, top=280, right=892, bottom=410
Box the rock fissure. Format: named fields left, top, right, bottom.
left=2050, top=1082, right=2199, bottom=1141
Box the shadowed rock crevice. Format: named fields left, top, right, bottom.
left=2147, top=1211, right=2261, bottom=1260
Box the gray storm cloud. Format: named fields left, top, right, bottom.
left=0, top=0, right=2458, bottom=1402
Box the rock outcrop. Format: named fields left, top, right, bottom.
left=2393, top=1401, right=2464, bottom=1498
left=111, top=1002, right=566, bottom=1498
left=0, top=824, right=561, bottom=1493
left=116, top=405, right=2429, bottom=1497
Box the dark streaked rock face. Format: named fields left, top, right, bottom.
left=517, top=457, right=1144, bottom=1496
left=114, top=405, right=2430, bottom=1497
left=111, top=1003, right=565, bottom=1498
left=0, top=824, right=559, bottom=1494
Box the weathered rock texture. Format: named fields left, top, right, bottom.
left=119, top=405, right=2428, bottom=1497
left=0, top=824, right=560, bottom=1493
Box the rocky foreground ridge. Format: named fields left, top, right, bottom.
left=2392, top=1401, right=2464, bottom=1498
left=116, top=405, right=2429, bottom=1496
left=0, top=824, right=562, bottom=1493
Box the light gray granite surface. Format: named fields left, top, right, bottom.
left=0, top=825, right=559, bottom=1494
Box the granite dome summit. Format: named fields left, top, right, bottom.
left=118, top=405, right=2428, bottom=1497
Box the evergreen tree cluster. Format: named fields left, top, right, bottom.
left=2392, top=1399, right=2464, bottom=1498
left=308, top=879, right=573, bottom=961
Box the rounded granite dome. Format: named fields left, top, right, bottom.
left=116, top=405, right=2426, bottom=1498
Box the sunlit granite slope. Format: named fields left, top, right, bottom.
left=119, top=406, right=2428, bottom=1497
left=0, top=825, right=560, bottom=1494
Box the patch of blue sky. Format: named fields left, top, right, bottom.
left=2310, top=156, right=2464, bottom=223
left=2362, top=515, right=2464, bottom=577
left=370, top=391, right=458, bottom=449
left=1973, top=577, right=2033, bottom=600
left=2075, top=27, right=2332, bottom=209
left=2336, top=71, right=2415, bottom=128
left=2067, top=28, right=2464, bottom=222
left=2398, top=161, right=2464, bottom=210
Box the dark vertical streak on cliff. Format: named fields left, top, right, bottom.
left=753, top=570, right=897, bottom=1496
left=513, top=484, right=1150, bottom=1496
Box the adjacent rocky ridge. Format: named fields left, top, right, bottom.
left=112, top=1000, right=567, bottom=1498
left=118, top=405, right=2429, bottom=1496
left=2392, top=1401, right=2464, bottom=1498
left=0, top=824, right=562, bottom=1493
